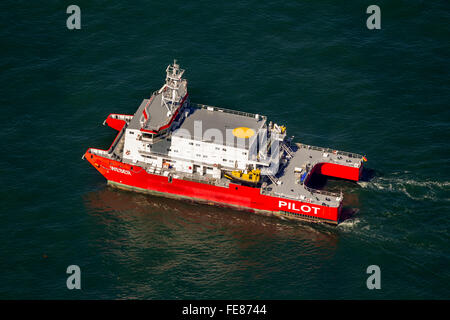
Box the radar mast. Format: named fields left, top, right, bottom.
left=161, top=59, right=185, bottom=116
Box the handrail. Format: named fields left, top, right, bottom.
left=303, top=185, right=341, bottom=197
left=88, top=148, right=109, bottom=156
left=109, top=127, right=126, bottom=153
left=109, top=114, right=133, bottom=121
left=296, top=143, right=364, bottom=160
left=190, top=102, right=266, bottom=121
left=88, top=124, right=127, bottom=159
left=141, top=160, right=229, bottom=187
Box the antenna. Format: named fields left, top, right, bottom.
left=161, top=60, right=185, bottom=116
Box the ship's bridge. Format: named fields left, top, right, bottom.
left=127, top=87, right=188, bottom=134
left=127, top=60, right=188, bottom=135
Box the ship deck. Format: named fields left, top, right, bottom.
left=103, top=101, right=362, bottom=208
left=127, top=99, right=149, bottom=130
left=263, top=143, right=362, bottom=207
left=173, top=103, right=266, bottom=149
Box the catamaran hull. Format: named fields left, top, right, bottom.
left=84, top=150, right=361, bottom=225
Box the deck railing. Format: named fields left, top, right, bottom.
left=190, top=102, right=266, bottom=121
left=296, top=143, right=364, bottom=160
left=109, top=127, right=126, bottom=152
left=109, top=114, right=133, bottom=121
left=88, top=148, right=109, bottom=157
left=303, top=185, right=341, bottom=198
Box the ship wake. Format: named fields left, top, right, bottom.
left=357, top=173, right=450, bottom=202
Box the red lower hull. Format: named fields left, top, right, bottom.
left=314, top=162, right=362, bottom=182
left=84, top=149, right=361, bottom=224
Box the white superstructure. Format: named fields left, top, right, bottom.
left=119, top=61, right=290, bottom=180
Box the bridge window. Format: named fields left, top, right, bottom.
left=142, top=133, right=153, bottom=139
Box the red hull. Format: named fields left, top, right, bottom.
left=105, top=114, right=128, bottom=131
left=84, top=149, right=363, bottom=224
left=314, top=162, right=361, bottom=182
left=85, top=116, right=363, bottom=224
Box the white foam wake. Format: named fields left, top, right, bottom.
left=359, top=175, right=450, bottom=202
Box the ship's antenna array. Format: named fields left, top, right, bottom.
left=161, top=59, right=185, bottom=116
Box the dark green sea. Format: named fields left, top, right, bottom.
left=1, top=1, right=449, bottom=299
